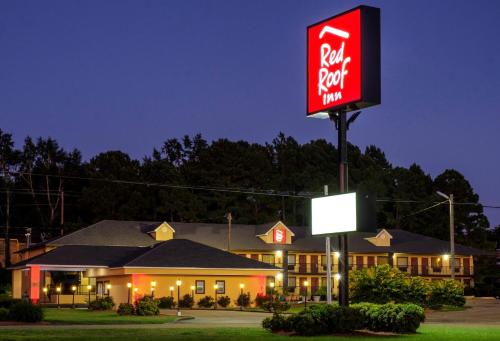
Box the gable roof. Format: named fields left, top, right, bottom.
left=11, top=239, right=279, bottom=270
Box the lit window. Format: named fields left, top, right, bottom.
left=195, top=280, right=205, bottom=294
left=215, top=280, right=225, bottom=294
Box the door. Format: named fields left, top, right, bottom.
left=410, top=257, right=419, bottom=275
left=356, top=256, right=364, bottom=270
left=251, top=254, right=259, bottom=260
left=311, top=277, right=319, bottom=295
left=311, top=255, right=318, bottom=274
left=299, top=277, right=307, bottom=296
left=422, top=257, right=429, bottom=275
left=463, top=258, right=470, bottom=276
left=367, top=256, right=375, bottom=268
left=299, top=255, right=307, bottom=273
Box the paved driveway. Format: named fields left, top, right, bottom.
left=166, top=309, right=272, bottom=328
left=425, top=298, right=500, bottom=325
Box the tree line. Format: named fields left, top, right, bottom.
left=1, top=129, right=498, bottom=266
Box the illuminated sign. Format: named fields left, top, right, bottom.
left=273, top=228, right=286, bottom=243
left=311, top=192, right=376, bottom=235
left=307, top=6, right=380, bottom=117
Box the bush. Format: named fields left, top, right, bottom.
left=263, top=303, right=425, bottom=335
left=117, top=303, right=134, bottom=315
left=354, top=303, right=425, bottom=333
left=217, top=295, right=231, bottom=308
left=197, top=296, right=215, bottom=308
left=157, top=296, right=175, bottom=309
left=235, top=293, right=251, bottom=308
left=0, top=296, right=22, bottom=309
left=428, top=280, right=465, bottom=309
left=178, top=294, right=194, bottom=308
left=0, top=307, right=9, bottom=321
left=254, top=293, right=271, bottom=308
left=262, top=299, right=290, bottom=313
left=8, top=301, right=43, bottom=322
left=135, top=296, right=160, bottom=316
left=89, top=296, right=115, bottom=311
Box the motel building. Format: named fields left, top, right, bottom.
left=10, top=220, right=484, bottom=306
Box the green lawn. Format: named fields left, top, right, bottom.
left=2, top=325, right=500, bottom=340
left=43, top=308, right=176, bottom=325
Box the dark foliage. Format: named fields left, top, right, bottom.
left=0, top=307, right=9, bottom=320
left=235, top=293, right=251, bottom=308
left=8, top=301, right=44, bottom=322
left=117, top=303, right=134, bottom=315
left=178, top=294, right=194, bottom=308
left=157, top=296, right=175, bottom=309
left=216, top=295, right=231, bottom=308
left=88, top=296, right=115, bottom=311
left=197, top=296, right=214, bottom=308
left=135, top=296, right=159, bottom=316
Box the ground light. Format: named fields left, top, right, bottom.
left=42, top=287, right=47, bottom=304
left=303, top=280, right=309, bottom=309
left=176, top=280, right=182, bottom=316
left=127, top=283, right=132, bottom=304
left=71, top=285, right=77, bottom=308
left=169, top=286, right=174, bottom=298
left=151, top=281, right=157, bottom=297
left=239, top=284, right=245, bottom=311
left=56, top=286, right=61, bottom=308
left=106, top=284, right=112, bottom=297
left=269, top=282, right=275, bottom=303
left=214, top=284, right=219, bottom=309
left=190, top=285, right=195, bottom=298
left=87, top=285, right=92, bottom=307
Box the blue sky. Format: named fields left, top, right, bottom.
left=1, top=0, right=499, bottom=226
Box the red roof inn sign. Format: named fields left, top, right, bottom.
left=307, top=6, right=380, bottom=117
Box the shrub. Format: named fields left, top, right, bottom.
left=235, top=293, right=251, bottom=308
left=8, top=301, right=43, bottom=322
left=254, top=293, right=271, bottom=308
left=178, top=294, right=194, bottom=308
left=354, top=303, right=425, bottom=333
left=197, top=296, right=215, bottom=308
left=262, top=300, right=290, bottom=313
left=262, top=313, right=294, bottom=332
left=428, top=280, right=465, bottom=309
left=217, top=295, right=231, bottom=308
left=117, top=303, right=134, bottom=315
left=135, top=296, right=160, bottom=316
left=0, top=307, right=9, bottom=321
left=157, top=296, right=175, bottom=309
left=89, top=296, right=115, bottom=311
left=0, top=297, right=22, bottom=309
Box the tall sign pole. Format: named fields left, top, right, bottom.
left=307, top=6, right=381, bottom=307
left=324, top=185, right=332, bottom=304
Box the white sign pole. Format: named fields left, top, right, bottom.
left=324, top=185, right=332, bottom=304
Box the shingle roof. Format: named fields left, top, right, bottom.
left=11, top=239, right=279, bottom=270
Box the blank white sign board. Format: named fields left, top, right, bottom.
left=311, top=192, right=357, bottom=235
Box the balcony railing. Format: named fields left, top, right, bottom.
left=282, top=263, right=472, bottom=276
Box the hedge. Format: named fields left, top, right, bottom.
left=8, top=301, right=44, bottom=323
left=262, top=303, right=425, bottom=336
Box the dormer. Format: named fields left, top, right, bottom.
left=148, top=222, right=175, bottom=241
left=256, top=221, right=295, bottom=245
left=365, top=229, right=392, bottom=247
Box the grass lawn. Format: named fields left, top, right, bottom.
left=43, top=308, right=176, bottom=325
left=2, top=325, right=500, bottom=340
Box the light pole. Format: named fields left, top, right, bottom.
left=214, top=284, right=219, bottom=309
left=133, top=287, right=138, bottom=303
left=239, top=283, right=245, bottom=311
left=276, top=273, right=283, bottom=293
left=56, top=286, right=61, bottom=309
left=42, top=287, right=48, bottom=304
left=437, top=191, right=455, bottom=280
left=87, top=285, right=92, bottom=307
left=127, top=283, right=132, bottom=304
left=176, top=280, right=182, bottom=316
left=303, top=280, right=308, bottom=309
left=169, top=286, right=174, bottom=298
left=190, top=285, right=195, bottom=299
left=269, top=282, right=275, bottom=303
left=71, top=285, right=77, bottom=308
left=151, top=281, right=156, bottom=298
left=106, top=284, right=112, bottom=297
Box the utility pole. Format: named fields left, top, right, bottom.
left=4, top=189, right=11, bottom=267
left=60, top=190, right=64, bottom=236
left=436, top=191, right=455, bottom=280
left=324, top=185, right=333, bottom=304
left=226, top=212, right=232, bottom=251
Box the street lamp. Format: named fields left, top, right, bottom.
left=214, top=284, right=219, bottom=309
left=56, top=286, right=61, bottom=308
left=170, top=286, right=174, bottom=298
left=239, top=284, right=245, bottom=311
left=106, top=284, right=112, bottom=297
left=87, top=285, right=92, bottom=307
left=437, top=191, right=455, bottom=280
left=269, top=282, right=275, bottom=303
left=190, top=285, right=195, bottom=298
left=176, top=280, right=182, bottom=316
left=71, top=285, right=77, bottom=308
left=276, top=273, right=283, bottom=291
left=303, top=280, right=309, bottom=309
left=127, top=283, right=132, bottom=304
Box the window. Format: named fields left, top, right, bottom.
left=288, top=277, right=296, bottom=287
left=377, top=256, right=389, bottom=265
left=454, top=258, right=461, bottom=273
left=215, top=280, right=225, bottom=294
left=195, top=280, right=205, bottom=294
left=321, top=255, right=333, bottom=270
left=431, top=257, right=442, bottom=272
left=262, top=254, right=275, bottom=265
left=397, top=257, right=408, bottom=271
left=348, top=256, right=353, bottom=270
left=288, top=254, right=296, bottom=270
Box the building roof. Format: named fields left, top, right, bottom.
left=11, top=239, right=279, bottom=270
left=16, top=219, right=488, bottom=257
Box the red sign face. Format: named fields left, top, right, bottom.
left=307, top=8, right=362, bottom=116
left=273, top=228, right=286, bottom=244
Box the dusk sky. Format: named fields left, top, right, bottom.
left=1, top=0, right=499, bottom=226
